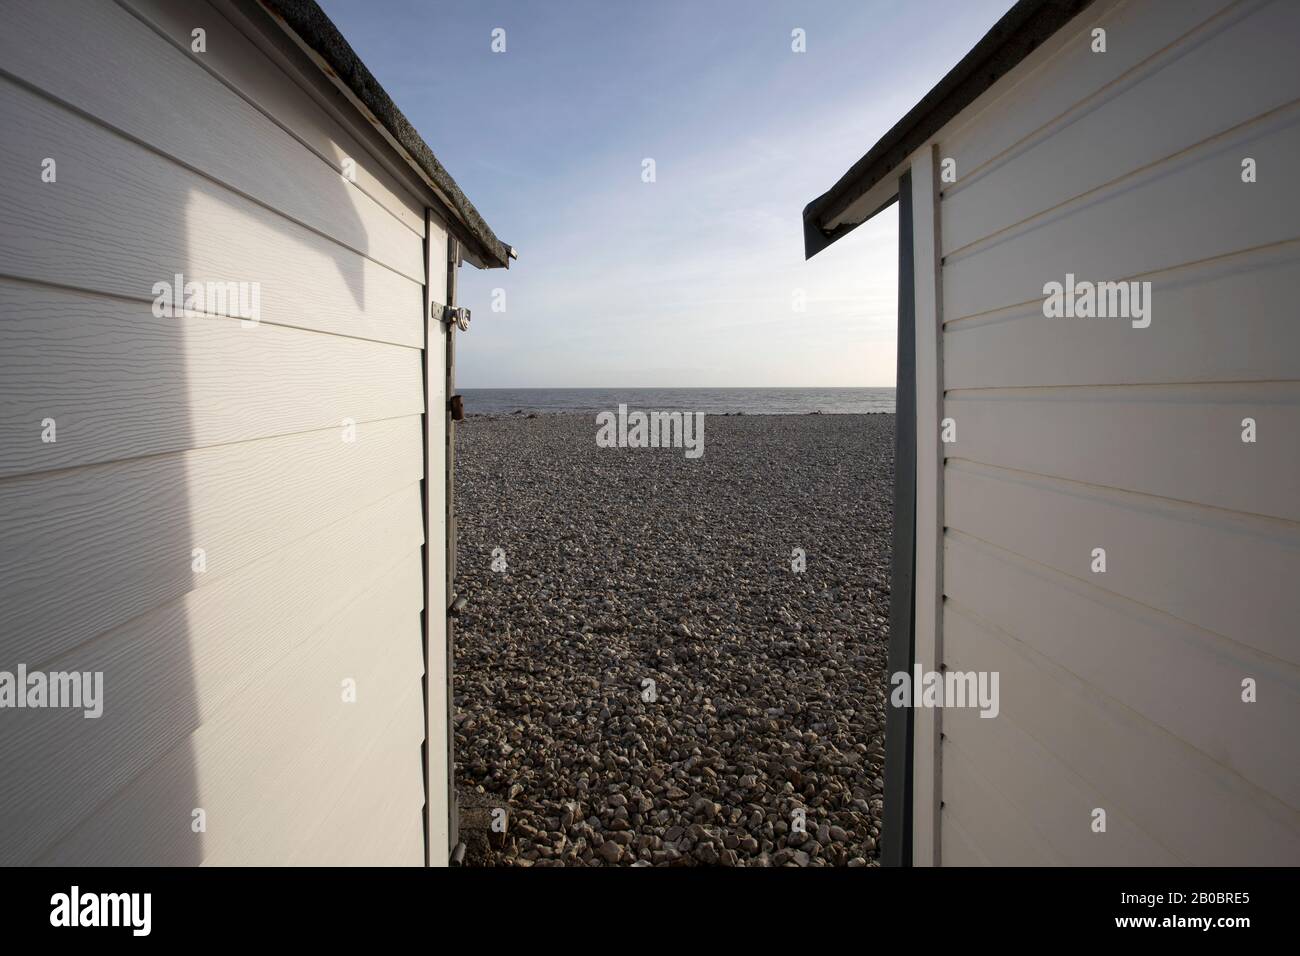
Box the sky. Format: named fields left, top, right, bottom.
left=318, top=0, right=1015, bottom=387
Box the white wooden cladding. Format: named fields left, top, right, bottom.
left=119, top=0, right=426, bottom=235
left=945, top=383, right=1300, bottom=523
left=0, top=279, right=423, bottom=481
left=0, top=415, right=424, bottom=671
left=944, top=606, right=1299, bottom=865
left=920, top=0, right=1300, bottom=864
left=0, top=0, right=434, bottom=864
left=0, top=0, right=425, bottom=281
left=39, top=553, right=426, bottom=866
left=945, top=530, right=1298, bottom=809
left=945, top=461, right=1297, bottom=665
left=941, top=0, right=1296, bottom=257
left=942, top=102, right=1300, bottom=322
left=3, top=494, right=423, bottom=866
left=943, top=242, right=1300, bottom=388
left=0, top=78, right=424, bottom=348
left=938, top=0, right=1237, bottom=185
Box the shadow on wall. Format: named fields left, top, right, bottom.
left=0, top=0, right=373, bottom=864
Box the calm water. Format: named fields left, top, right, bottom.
left=459, top=387, right=895, bottom=415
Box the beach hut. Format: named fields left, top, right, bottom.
left=804, top=0, right=1299, bottom=865
left=0, top=0, right=511, bottom=865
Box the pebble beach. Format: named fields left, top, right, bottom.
left=452, top=412, right=895, bottom=866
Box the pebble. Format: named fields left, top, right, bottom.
left=453, top=414, right=894, bottom=867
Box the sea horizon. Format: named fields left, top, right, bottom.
left=459, top=386, right=897, bottom=416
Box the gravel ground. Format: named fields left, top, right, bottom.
left=452, top=412, right=894, bottom=866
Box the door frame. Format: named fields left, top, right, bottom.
left=882, top=170, right=917, bottom=867
left=881, top=149, right=945, bottom=867
left=422, top=211, right=456, bottom=866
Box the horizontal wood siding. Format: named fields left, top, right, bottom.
left=945, top=531, right=1298, bottom=806
left=941, top=0, right=1292, bottom=256
left=0, top=279, right=423, bottom=480
left=0, top=77, right=423, bottom=347
left=938, top=0, right=1235, bottom=188
left=120, top=0, right=426, bottom=235
left=38, top=552, right=425, bottom=866
left=931, top=0, right=1300, bottom=864
left=0, top=0, right=424, bottom=282
left=943, top=242, right=1300, bottom=388
left=944, top=605, right=1298, bottom=864
left=945, top=461, right=1297, bottom=664
left=943, top=101, right=1300, bottom=321
left=944, top=383, right=1300, bottom=523
left=0, top=0, right=431, bottom=864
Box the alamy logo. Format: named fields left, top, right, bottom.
left=50, top=886, right=150, bottom=936
left=152, top=272, right=261, bottom=327
left=0, top=665, right=103, bottom=718
left=1042, top=273, right=1151, bottom=328
left=596, top=404, right=705, bottom=459
left=890, top=663, right=999, bottom=718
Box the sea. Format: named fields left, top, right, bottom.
left=458, top=387, right=895, bottom=416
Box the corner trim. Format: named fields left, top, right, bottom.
left=882, top=169, right=917, bottom=867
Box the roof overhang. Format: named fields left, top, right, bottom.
left=253, top=0, right=516, bottom=270
left=802, top=0, right=1095, bottom=259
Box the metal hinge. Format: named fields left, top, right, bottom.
left=432, top=302, right=471, bottom=331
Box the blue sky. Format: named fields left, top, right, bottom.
left=319, top=0, right=1015, bottom=387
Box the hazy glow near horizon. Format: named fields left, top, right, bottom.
left=319, top=0, right=1014, bottom=387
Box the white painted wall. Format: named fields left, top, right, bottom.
left=917, top=0, right=1300, bottom=864
left=0, top=0, right=438, bottom=864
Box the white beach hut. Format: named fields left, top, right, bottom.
left=804, top=0, right=1299, bottom=865
left=0, top=0, right=512, bottom=865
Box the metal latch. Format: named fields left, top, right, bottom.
left=433, top=302, right=471, bottom=331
